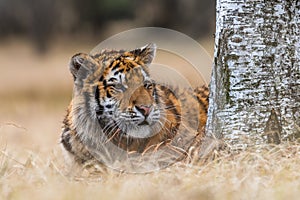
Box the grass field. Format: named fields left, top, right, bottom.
left=0, top=38, right=299, bottom=200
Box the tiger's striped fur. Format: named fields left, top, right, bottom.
left=61, top=44, right=209, bottom=167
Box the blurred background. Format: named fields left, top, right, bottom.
left=0, top=0, right=215, bottom=155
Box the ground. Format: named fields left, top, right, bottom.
left=0, top=38, right=299, bottom=200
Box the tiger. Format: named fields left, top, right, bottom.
left=61, top=43, right=209, bottom=171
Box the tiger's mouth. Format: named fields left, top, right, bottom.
left=99, top=118, right=155, bottom=140
left=97, top=108, right=162, bottom=139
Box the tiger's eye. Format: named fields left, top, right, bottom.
left=114, top=83, right=126, bottom=92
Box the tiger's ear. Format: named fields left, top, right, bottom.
left=131, top=43, right=156, bottom=66
left=69, top=53, right=95, bottom=80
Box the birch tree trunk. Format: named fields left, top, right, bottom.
left=206, top=0, right=300, bottom=149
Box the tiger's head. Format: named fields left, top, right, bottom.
left=69, top=44, right=178, bottom=141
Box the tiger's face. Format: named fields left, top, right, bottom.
left=100, top=55, right=163, bottom=138
left=111, top=73, right=163, bottom=138
left=70, top=44, right=165, bottom=139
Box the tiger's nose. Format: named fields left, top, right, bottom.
left=135, top=105, right=152, bottom=117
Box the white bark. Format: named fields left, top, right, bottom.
left=206, top=0, right=300, bottom=149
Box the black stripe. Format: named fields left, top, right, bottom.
left=99, top=75, right=104, bottom=81
left=95, top=85, right=104, bottom=115
left=103, top=79, right=107, bottom=89
left=111, top=62, right=121, bottom=71
left=106, top=90, right=112, bottom=98
left=194, top=87, right=209, bottom=112
left=61, top=132, right=73, bottom=153
left=153, top=84, right=159, bottom=104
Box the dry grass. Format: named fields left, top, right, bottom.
left=0, top=141, right=299, bottom=200
left=1, top=38, right=299, bottom=200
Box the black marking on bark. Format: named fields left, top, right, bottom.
left=264, top=108, right=282, bottom=144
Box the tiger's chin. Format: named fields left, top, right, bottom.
left=126, top=126, right=153, bottom=138
left=119, top=121, right=161, bottom=138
